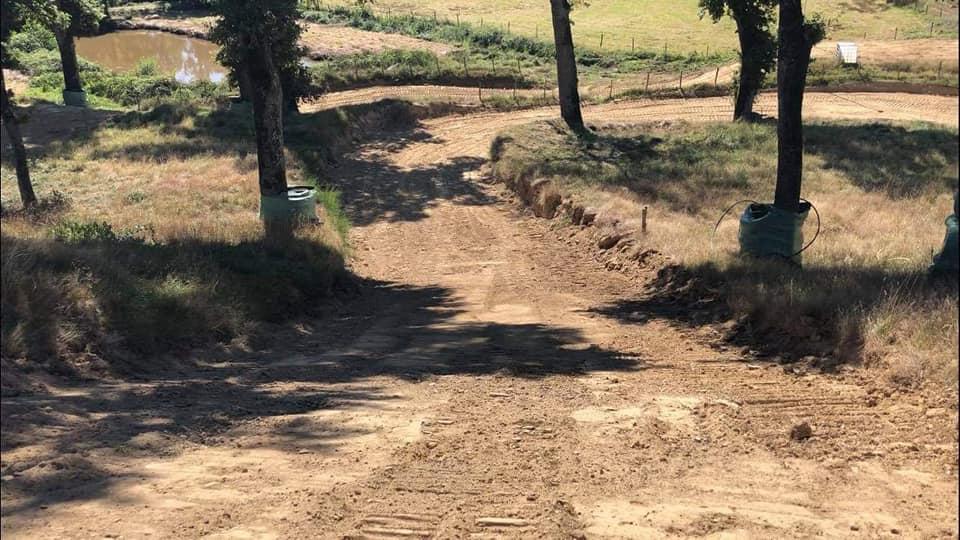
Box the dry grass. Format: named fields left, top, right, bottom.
left=0, top=100, right=395, bottom=377
left=321, top=0, right=957, bottom=55
left=491, top=119, right=959, bottom=389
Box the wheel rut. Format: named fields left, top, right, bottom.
left=2, top=92, right=956, bottom=538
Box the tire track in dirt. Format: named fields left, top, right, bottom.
left=296, top=90, right=957, bottom=537
left=3, top=92, right=957, bottom=538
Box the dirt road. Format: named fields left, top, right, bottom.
left=2, top=93, right=958, bottom=538
left=310, top=88, right=960, bottom=128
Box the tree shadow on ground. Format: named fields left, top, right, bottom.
left=59, top=98, right=496, bottom=226
left=493, top=119, right=959, bottom=217
left=0, top=101, right=117, bottom=164
left=805, top=122, right=959, bottom=198
left=2, top=96, right=652, bottom=517
left=1, top=273, right=651, bottom=517
left=588, top=260, right=957, bottom=367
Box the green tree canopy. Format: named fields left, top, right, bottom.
left=699, top=0, right=777, bottom=120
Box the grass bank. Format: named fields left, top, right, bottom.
left=0, top=99, right=419, bottom=382
left=299, top=5, right=731, bottom=87
left=313, top=0, right=957, bottom=55
left=491, top=119, right=959, bottom=389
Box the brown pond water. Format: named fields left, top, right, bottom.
left=76, top=31, right=227, bottom=84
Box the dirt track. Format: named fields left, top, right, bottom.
left=2, top=92, right=958, bottom=538
left=309, top=88, right=960, bottom=128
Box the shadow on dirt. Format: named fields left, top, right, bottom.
left=0, top=97, right=653, bottom=519
left=1, top=276, right=650, bottom=517
left=589, top=260, right=957, bottom=368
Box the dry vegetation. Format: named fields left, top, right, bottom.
left=321, top=0, right=958, bottom=55
left=0, top=100, right=422, bottom=381
left=491, top=119, right=959, bottom=389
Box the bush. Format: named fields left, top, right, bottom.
left=5, top=21, right=57, bottom=56
left=51, top=221, right=118, bottom=243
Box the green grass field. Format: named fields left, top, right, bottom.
left=320, top=0, right=957, bottom=55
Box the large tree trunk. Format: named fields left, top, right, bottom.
left=0, top=70, right=37, bottom=207
left=237, top=64, right=253, bottom=102
left=246, top=42, right=290, bottom=241
left=774, top=0, right=814, bottom=214
left=247, top=43, right=288, bottom=197
left=281, top=72, right=300, bottom=113
left=549, top=0, right=584, bottom=132
left=55, top=31, right=83, bottom=93
left=733, top=18, right=763, bottom=121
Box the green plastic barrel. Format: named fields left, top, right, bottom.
left=739, top=202, right=811, bottom=264
left=62, top=90, right=87, bottom=107
left=260, top=186, right=318, bottom=226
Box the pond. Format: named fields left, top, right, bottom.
left=76, top=31, right=227, bottom=84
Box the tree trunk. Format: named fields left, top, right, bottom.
left=549, top=0, right=584, bottom=132
left=281, top=72, right=300, bottom=113
left=55, top=31, right=83, bottom=93
left=733, top=19, right=762, bottom=121
left=774, top=0, right=814, bottom=214
left=237, top=64, right=253, bottom=102
left=0, top=69, right=37, bottom=207
left=247, top=43, right=291, bottom=241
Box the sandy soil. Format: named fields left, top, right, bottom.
left=2, top=93, right=958, bottom=538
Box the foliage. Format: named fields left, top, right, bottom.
left=209, top=0, right=310, bottom=102
left=55, top=0, right=105, bottom=36
left=51, top=220, right=120, bottom=243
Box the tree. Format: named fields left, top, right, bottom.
left=773, top=0, right=824, bottom=213
left=700, top=0, right=776, bottom=121
left=210, top=0, right=303, bottom=237
left=1, top=0, right=60, bottom=207
left=214, top=1, right=308, bottom=114
left=549, top=0, right=585, bottom=132
left=51, top=0, right=103, bottom=104
left=0, top=70, right=36, bottom=207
